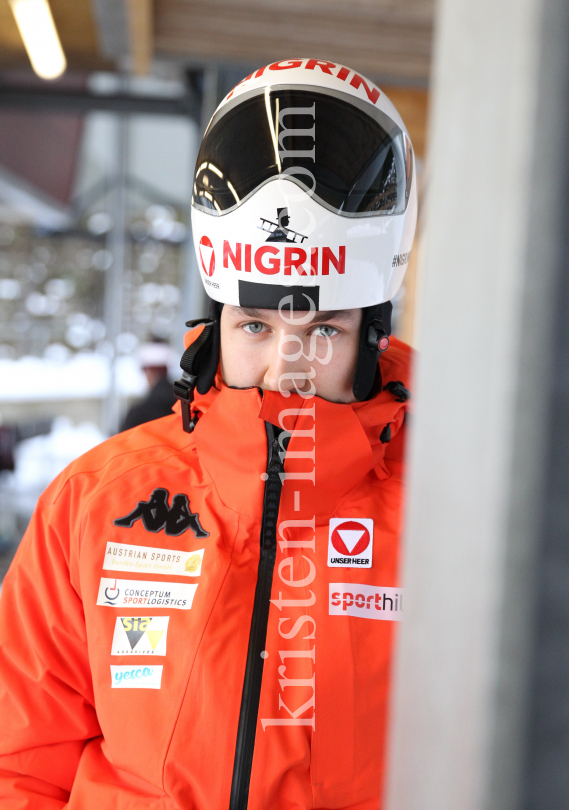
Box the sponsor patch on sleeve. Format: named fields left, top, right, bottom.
left=104, top=541, right=204, bottom=577
left=111, top=665, right=163, bottom=689
left=111, top=616, right=169, bottom=656
left=329, top=583, right=403, bottom=620
left=97, top=578, right=197, bottom=609
left=327, top=518, right=373, bottom=568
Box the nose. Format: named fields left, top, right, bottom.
left=262, top=330, right=314, bottom=395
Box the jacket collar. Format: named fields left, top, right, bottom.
left=184, top=337, right=412, bottom=517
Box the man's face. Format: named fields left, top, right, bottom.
left=220, top=305, right=362, bottom=403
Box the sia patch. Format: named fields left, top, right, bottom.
left=111, top=616, right=169, bottom=656
left=114, top=488, right=209, bottom=538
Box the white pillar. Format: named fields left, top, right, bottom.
left=384, top=0, right=569, bottom=807
left=102, top=112, right=128, bottom=436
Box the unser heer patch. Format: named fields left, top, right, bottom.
left=327, top=518, right=373, bottom=568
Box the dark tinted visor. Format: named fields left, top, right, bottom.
left=192, top=87, right=413, bottom=217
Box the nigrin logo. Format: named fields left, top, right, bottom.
left=222, top=239, right=345, bottom=276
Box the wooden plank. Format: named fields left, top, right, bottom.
left=155, top=0, right=434, bottom=81
left=125, top=0, right=154, bottom=75
left=383, top=85, right=429, bottom=156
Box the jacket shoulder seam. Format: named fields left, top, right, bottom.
left=43, top=437, right=195, bottom=508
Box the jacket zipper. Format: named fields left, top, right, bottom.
left=229, top=422, right=286, bottom=810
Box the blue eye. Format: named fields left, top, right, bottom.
left=314, top=325, right=338, bottom=338
left=244, top=322, right=264, bottom=334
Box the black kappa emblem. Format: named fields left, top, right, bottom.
left=114, top=488, right=209, bottom=538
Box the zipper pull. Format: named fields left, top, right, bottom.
left=268, top=437, right=285, bottom=478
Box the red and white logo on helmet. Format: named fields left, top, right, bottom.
left=198, top=235, right=215, bottom=276
left=328, top=518, right=373, bottom=568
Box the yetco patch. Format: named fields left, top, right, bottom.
left=104, top=541, right=204, bottom=577
left=111, top=616, right=169, bottom=656
left=111, top=665, right=163, bottom=689
left=97, top=578, right=197, bottom=609
left=327, top=518, right=373, bottom=568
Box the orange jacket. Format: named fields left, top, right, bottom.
left=0, top=335, right=411, bottom=810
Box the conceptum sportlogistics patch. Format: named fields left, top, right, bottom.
left=97, top=578, right=198, bottom=609
left=329, top=583, right=403, bottom=621
left=111, top=616, right=169, bottom=656
left=327, top=518, right=373, bottom=568
left=111, top=665, right=163, bottom=689
left=103, top=541, right=204, bottom=577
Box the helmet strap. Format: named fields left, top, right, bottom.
left=352, top=302, right=392, bottom=401
left=173, top=300, right=221, bottom=433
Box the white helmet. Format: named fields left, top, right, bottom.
left=174, top=59, right=416, bottom=428
left=191, top=58, right=417, bottom=312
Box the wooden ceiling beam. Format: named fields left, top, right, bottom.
left=125, top=0, right=153, bottom=75
left=155, top=0, right=434, bottom=82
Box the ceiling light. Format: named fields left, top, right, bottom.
left=9, top=0, right=66, bottom=80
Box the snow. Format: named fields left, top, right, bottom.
left=0, top=353, right=148, bottom=401
left=0, top=417, right=107, bottom=529
left=12, top=417, right=106, bottom=494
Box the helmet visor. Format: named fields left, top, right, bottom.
left=192, top=87, right=413, bottom=218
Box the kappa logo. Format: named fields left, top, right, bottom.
left=199, top=235, right=215, bottom=276
left=111, top=616, right=169, bottom=656
left=327, top=518, right=373, bottom=568
left=114, top=488, right=209, bottom=538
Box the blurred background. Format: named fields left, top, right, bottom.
left=0, top=0, right=431, bottom=572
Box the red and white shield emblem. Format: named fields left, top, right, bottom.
left=198, top=235, right=215, bottom=276
left=328, top=518, right=373, bottom=568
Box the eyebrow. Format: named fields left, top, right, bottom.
left=234, top=307, right=354, bottom=323
left=311, top=309, right=354, bottom=323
